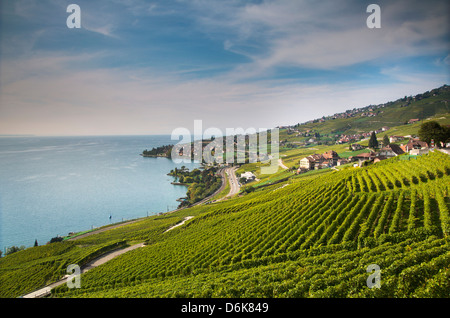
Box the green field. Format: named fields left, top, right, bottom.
left=1, top=150, right=449, bottom=298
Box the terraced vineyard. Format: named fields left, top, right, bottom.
left=1, top=151, right=449, bottom=298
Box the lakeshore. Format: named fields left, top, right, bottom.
left=0, top=135, right=200, bottom=250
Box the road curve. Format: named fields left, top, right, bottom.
left=278, top=158, right=288, bottom=170
left=225, top=166, right=240, bottom=197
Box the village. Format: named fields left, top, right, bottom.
left=237, top=133, right=437, bottom=184
left=298, top=135, right=434, bottom=173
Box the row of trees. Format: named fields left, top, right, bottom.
left=142, top=145, right=173, bottom=158
left=173, top=167, right=222, bottom=207
left=418, top=121, right=450, bottom=146
left=1, top=237, right=62, bottom=258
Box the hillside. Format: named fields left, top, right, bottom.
left=238, top=85, right=450, bottom=181
left=1, top=150, right=449, bottom=298
left=283, top=84, right=450, bottom=138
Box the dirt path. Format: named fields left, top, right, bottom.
left=164, top=216, right=194, bottom=233
left=81, top=243, right=145, bottom=272
left=278, top=158, right=289, bottom=170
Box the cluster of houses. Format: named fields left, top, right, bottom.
left=303, top=104, right=386, bottom=124
left=336, top=126, right=390, bottom=144
left=291, top=84, right=448, bottom=130
left=281, top=119, right=423, bottom=147
left=299, top=150, right=342, bottom=171
left=299, top=137, right=432, bottom=172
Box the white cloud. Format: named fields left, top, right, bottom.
left=1, top=51, right=447, bottom=136
left=83, top=24, right=117, bottom=38
left=1, top=0, right=448, bottom=135
left=189, top=0, right=449, bottom=75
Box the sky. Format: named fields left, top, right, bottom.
left=0, top=0, right=449, bottom=136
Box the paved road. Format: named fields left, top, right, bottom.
left=210, top=166, right=240, bottom=203
left=224, top=166, right=240, bottom=198
left=188, top=168, right=227, bottom=206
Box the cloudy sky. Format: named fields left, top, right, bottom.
left=0, top=0, right=449, bottom=136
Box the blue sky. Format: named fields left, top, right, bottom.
left=0, top=0, right=449, bottom=135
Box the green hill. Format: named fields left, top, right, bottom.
left=1, top=150, right=449, bottom=298
left=284, top=84, right=450, bottom=137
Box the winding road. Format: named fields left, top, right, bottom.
left=224, top=166, right=240, bottom=198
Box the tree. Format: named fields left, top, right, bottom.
left=243, top=186, right=255, bottom=194
left=5, top=245, right=25, bottom=256
left=49, top=236, right=63, bottom=243
left=382, top=135, right=390, bottom=147
left=418, top=121, right=449, bottom=146
left=368, top=132, right=379, bottom=149
left=444, top=126, right=450, bottom=147
left=34, top=239, right=38, bottom=247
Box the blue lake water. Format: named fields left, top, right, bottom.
left=0, top=135, right=198, bottom=250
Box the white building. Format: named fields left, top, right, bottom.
left=240, top=172, right=256, bottom=182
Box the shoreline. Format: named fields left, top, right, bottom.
left=0, top=136, right=199, bottom=251
left=2, top=159, right=222, bottom=250
left=64, top=167, right=228, bottom=242
left=140, top=154, right=170, bottom=158
left=171, top=182, right=189, bottom=186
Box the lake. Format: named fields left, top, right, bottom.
left=0, top=135, right=199, bottom=250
